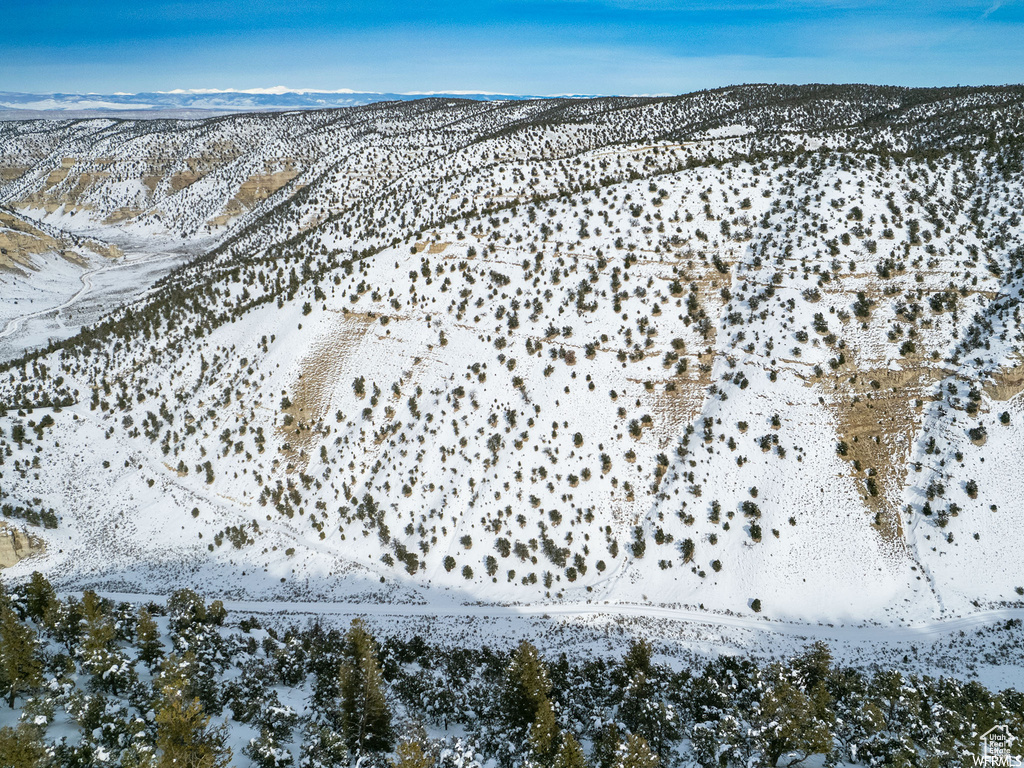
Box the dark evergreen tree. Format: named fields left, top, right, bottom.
left=136, top=606, right=164, bottom=670
left=502, top=640, right=553, bottom=732
left=0, top=600, right=42, bottom=708
left=552, top=733, right=588, bottom=768
left=0, top=723, right=46, bottom=768
left=338, top=619, right=394, bottom=755
left=154, top=669, right=232, bottom=768
left=22, top=572, right=56, bottom=623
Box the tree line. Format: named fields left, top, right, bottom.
left=0, top=574, right=1021, bottom=767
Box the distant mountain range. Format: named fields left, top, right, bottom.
left=0, top=88, right=567, bottom=119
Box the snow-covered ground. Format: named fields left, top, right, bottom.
left=2, top=87, right=1024, bottom=682
left=0, top=243, right=195, bottom=360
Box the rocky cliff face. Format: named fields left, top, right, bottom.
left=0, top=522, right=45, bottom=568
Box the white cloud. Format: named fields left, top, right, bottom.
left=982, top=0, right=1004, bottom=18
left=157, top=86, right=360, bottom=95
left=0, top=99, right=156, bottom=110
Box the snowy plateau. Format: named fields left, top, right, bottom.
left=3, top=84, right=1024, bottom=744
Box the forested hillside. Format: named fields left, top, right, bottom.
left=1, top=85, right=1024, bottom=622
left=1, top=576, right=1022, bottom=767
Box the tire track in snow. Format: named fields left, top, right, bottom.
left=98, top=591, right=1024, bottom=644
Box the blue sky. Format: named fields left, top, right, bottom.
left=3, top=1, right=1022, bottom=94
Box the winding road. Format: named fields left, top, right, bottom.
left=0, top=248, right=186, bottom=341
left=220, top=599, right=1024, bottom=643
left=98, top=590, right=1024, bottom=645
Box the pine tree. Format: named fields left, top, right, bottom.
left=528, top=696, right=559, bottom=764
left=120, top=739, right=159, bottom=768
left=614, top=735, right=658, bottom=768
left=392, top=734, right=433, bottom=768
left=300, top=717, right=349, bottom=768
left=0, top=601, right=42, bottom=708
left=136, top=607, right=164, bottom=670
left=82, top=604, right=115, bottom=657
left=158, top=646, right=220, bottom=715
left=43, top=594, right=84, bottom=654
left=255, top=691, right=298, bottom=742
left=754, top=666, right=834, bottom=768
left=618, top=672, right=678, bottom=757
left=792, top=641, right=833, bottom=693
left=553, top=733, right=588, bottom=768
left=619, top=684, right=678, bottom=759
left=591, top=723, right=621, bottom=768
left=338, top=619, right=393, bottom=755
left=82, top=598, right=135, bottom=696
left=22, top=571, right=56, bottom=623
left=616, top=640, right=678, bottom=757
left=81, top=588, right=106, bottom=619
left=0, top=723, right=46, bottom=768
left=167, top=588, right=208, bottom=633
left=157, top=652, right=214, bottom=713
left=619, top=640, right=652, bottom=680
left=244, top=727, right=294, bottom=768
left=155, top=676, right=232, bottom=768
left=10, top=423, right=25, bottom=449
left=503, top=640, right=553, bottom=732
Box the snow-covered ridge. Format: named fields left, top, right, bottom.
left=0, top=88, right=541, bottom=118
left=0, top=84, right=1022, bottom=630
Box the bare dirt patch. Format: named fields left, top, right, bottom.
left=0, top=164, right=30, bottom=182
left=984, top=356, right=1024, bottom=402
left=278, top=313, right=374, bottom=468
left=207, top=168, right=300, bottom=226
left=822, top=354, right=941, bottom=546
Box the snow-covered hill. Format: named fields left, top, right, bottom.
left=0, top=88, right=541, bottom=119
left=1, top=84, right=1023, bottom=627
